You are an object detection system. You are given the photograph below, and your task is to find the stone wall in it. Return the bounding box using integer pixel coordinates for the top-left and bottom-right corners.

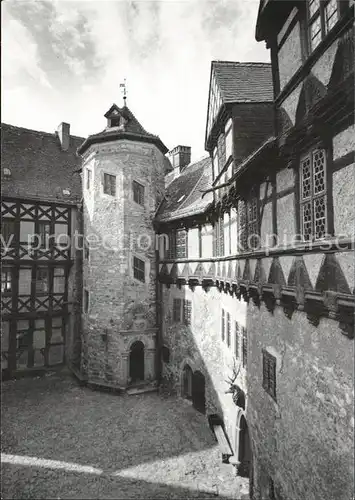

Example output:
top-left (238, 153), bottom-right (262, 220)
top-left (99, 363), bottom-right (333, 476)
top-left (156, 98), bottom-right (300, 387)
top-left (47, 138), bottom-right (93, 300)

top-left (81, 138), bottom-right (167, 386)
top-left (161, 283), bottom-right (248, 453)
top-left (247, 303), bottom-right (354, 500)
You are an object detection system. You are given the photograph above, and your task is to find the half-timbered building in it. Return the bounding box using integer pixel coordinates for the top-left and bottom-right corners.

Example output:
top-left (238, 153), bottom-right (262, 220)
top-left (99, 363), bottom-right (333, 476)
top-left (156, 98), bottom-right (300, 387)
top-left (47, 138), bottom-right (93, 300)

top-left (156, 2), bottom-right (354, 499)
top-left (1, 123), bottom-right (84, 379)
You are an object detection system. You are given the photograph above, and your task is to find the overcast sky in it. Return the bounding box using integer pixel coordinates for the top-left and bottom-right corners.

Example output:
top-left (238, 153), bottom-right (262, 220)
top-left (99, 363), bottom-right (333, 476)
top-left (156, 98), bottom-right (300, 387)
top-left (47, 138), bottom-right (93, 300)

top-left (2, 0), bottom-right (269, 160)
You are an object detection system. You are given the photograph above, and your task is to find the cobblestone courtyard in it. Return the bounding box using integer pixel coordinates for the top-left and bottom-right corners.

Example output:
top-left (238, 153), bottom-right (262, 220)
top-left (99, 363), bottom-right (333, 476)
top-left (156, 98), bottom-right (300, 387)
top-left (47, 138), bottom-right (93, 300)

top-left (1, 370), bottom-right (249, 499)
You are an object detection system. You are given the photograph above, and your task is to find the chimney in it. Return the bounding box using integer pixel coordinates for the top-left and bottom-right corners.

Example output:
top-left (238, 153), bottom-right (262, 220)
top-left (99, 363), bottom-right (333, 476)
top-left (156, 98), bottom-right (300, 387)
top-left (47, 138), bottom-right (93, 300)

top-left (168, 145), bottom-right (191, 176)
top-left (57, 122), bottom-right (70, 151)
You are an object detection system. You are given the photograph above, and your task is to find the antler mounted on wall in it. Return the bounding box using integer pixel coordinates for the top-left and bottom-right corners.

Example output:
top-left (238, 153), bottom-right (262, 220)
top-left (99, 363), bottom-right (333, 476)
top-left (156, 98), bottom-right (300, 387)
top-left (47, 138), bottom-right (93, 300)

top-left (225, 360), bottom-right (241, 394)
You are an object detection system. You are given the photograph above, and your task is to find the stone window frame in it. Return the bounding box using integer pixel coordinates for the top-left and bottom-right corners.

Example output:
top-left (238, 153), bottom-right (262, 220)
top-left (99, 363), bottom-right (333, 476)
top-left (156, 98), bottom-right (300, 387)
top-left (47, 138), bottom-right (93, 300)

top-left (234, 321), bottom-right (240, 359)
top-left (132, 179), bottom-right (145, 207)
top-left (183, 299), bottom-right (192, 326)
top-left (226, 312), bottom-right (231, 347)
top-left (131, 252), bottom-right (150, 284)
top-left (86, 168), bottom-right (92, 190)
top-left (83, 289), bottom-right (90, 314)
top-left (173, 298), bottom-right (182, 322)
top-left (221, 308), bottom-right (225, 342)
top-left (101, 171), bottom-right (117, 197)
top-left (133, 256), bottom-right (145, 283)
top-left (172, 298), bottom-right (192, 325)
top-left (262, 349), bottom-right (277, 401)
top-left (242, 327), bottom-right (248, 368)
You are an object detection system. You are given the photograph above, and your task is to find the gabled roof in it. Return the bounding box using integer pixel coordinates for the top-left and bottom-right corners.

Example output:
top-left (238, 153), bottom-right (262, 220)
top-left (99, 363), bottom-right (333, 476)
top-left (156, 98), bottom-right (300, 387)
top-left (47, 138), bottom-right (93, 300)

top-left (1, 123), bottom-right (83, 204)
top-left (78, 104), bottom-right (168, 155)
top-left (155, 156), bottom-right (213, 223)
top-left (212, 61), bottom-right (273, 104)
top-left (205, 61), bottom-right (274, 148)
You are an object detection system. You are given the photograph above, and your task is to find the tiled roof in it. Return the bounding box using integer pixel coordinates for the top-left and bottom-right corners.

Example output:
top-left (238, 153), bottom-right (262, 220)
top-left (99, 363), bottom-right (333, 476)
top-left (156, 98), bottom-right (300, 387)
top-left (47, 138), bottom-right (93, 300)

top-left (78, 105), bottom-right (168, 155)
top-left (1, 123), bottom-right (83, 204)
top-left (155, 156), bottom-right (213, 222)
top-left (212, 61), bottom-right (273, 103)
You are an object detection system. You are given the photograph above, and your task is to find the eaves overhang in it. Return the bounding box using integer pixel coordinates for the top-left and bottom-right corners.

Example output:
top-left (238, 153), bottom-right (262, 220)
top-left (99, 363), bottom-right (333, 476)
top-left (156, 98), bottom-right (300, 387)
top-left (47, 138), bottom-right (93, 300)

top-left (77, 130), bottom-right (168, 156)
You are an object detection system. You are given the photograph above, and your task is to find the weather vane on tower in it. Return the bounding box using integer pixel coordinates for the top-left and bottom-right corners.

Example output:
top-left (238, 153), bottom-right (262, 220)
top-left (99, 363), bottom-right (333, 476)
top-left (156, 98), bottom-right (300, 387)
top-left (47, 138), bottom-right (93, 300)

top-left (120, 78), bottom-right (127, 107)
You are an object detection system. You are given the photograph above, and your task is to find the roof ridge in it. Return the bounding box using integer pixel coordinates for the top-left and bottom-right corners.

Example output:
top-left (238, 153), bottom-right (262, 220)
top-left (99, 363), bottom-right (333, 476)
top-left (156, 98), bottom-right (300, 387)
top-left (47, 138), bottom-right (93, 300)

top-left (180, 155), bottom-right (210, 174)
top-left (1, 122), bottom-right (85, 141)
top-left (212, 60), bottom-right (271, 66)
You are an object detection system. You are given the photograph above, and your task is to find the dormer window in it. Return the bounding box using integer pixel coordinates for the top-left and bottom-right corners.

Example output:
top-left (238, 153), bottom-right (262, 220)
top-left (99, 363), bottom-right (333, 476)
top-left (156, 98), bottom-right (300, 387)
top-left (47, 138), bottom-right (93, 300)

top-left (110, 117), bottom-right (120, 127)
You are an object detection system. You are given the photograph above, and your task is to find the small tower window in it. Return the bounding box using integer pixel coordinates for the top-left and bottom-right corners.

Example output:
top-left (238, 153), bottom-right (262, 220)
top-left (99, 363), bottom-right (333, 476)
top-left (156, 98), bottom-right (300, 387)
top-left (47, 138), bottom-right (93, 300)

top-left (132, 180), bottom-right (145, 206)
top-left (262, 349), bottom-right (277, 400)
top-left (110, 117), bottom-right (120, 127)
top-left (133, 256), bottom-right (145, 282)
top-left (103, 173), bottom-right (116, 196)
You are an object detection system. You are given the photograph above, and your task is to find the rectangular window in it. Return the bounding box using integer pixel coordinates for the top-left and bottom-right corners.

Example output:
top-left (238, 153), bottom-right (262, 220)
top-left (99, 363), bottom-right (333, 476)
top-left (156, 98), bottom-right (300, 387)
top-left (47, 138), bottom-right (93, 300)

top-left (234, 321), bottom-right (239, 359)
top-left (53, 267), bottom-right (65, 294)
top-left (84, 289), bottom-right (89, 313)
top-left (226, 312), bottom-right (231, 347)
top-left (176, 229), bottom-right (188, 259)
top-left (262, 350), bottom-right (277, 400)
top-left (84, 244), bottom-right (89, 260)
top-left (238, 194), bottom-right (259, 252)
top-left (133, 256), bottom-right (145, 282)
top-left (173, 298), bottom-right (182, 322)
top-left (1, 269), bottom-right (12, 294)
top-left (86, 169), bottom-right (92, 190)
top-left (300, 149), bottom-right (327, 241)
top-left (1, 219), bottom-right (16, 246)
top-left (35, 268), bottom-right (49, 294)
top-left (225, 119), bottom-right (233, 160)
top-left (132, 180), bottom-right (145, 206)
top-left (166, 232), bottom-right (176, 259)
top-left (183, 300), bottom-right (192, 326)
top-left (103, 173), bottom-right (116, 196)
top-left (38, 221), bottom-right (51, 248)
top-left (242, 327), bottom-right (248, 368)
top-left (221, 309), bottom-right (225, 342)
top-left (307, 0), bottom-right (339, 53)
top-left (219, 216), bottom-right (225, 256)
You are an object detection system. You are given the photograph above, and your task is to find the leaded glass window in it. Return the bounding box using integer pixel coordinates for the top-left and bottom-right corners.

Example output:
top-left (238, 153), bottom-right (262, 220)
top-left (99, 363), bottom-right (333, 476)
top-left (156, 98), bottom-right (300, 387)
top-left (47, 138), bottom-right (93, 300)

top-left (308, 0), bottom-right (339, 53)
top-left (300, 149), bottom-right (327, 241)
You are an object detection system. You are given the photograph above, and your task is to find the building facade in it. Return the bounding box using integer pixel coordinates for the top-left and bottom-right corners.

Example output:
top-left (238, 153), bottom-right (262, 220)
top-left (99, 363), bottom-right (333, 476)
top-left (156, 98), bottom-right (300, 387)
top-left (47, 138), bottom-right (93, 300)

top-left (1, 1), bottom-right (354, 498)
top-left (1, 123), bottom-right (83, 379)
top-left (156, 2), bottom-right (354, 500)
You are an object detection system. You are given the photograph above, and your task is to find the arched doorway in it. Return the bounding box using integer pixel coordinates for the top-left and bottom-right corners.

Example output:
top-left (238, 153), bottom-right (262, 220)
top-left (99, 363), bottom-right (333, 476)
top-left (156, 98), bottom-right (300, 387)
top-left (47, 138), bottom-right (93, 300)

top-left (192, 370), bottom-right (205, 414)
top-left (129, 341), bottom-right (145, 383)
top-left (236, 414), bottom-right (252, 478)
top-left (182, 364), bottom-right (193, 399)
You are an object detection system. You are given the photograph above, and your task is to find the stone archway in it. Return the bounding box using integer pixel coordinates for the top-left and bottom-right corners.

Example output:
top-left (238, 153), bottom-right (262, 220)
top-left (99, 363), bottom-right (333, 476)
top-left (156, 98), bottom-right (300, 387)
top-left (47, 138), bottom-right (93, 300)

top-left (192, 370), bottom-right (206, 414)
top-left (129, 341), bottom-right (145, 383)
top-left (235, 412), bottom-right (252, 478)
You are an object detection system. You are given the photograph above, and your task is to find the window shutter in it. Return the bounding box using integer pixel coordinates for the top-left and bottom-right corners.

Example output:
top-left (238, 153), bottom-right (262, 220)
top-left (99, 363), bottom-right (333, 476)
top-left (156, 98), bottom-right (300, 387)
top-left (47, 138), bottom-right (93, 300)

top-left (183, 300), bottom-right (192, 325)
top-left (242, 327), bottom-right (247, 367)
top-left (173, 298), bottom-right (181, 322)
top-left (234, 321), bottom-right (239, 358)
top-left (221, 309), bottom-right (225, 341)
